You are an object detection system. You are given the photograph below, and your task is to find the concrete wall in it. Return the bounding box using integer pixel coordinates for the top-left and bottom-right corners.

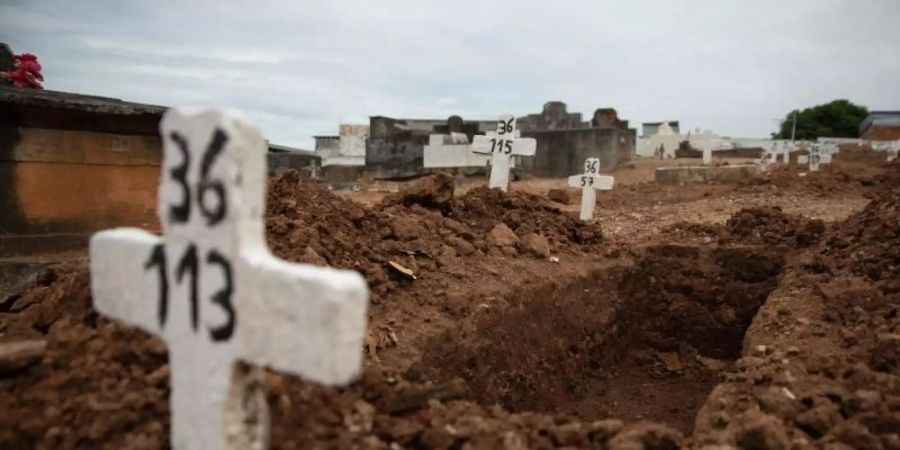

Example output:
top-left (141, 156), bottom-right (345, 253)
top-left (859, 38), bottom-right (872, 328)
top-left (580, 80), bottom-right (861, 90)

top-left (520, 127), bottom-right (632, 177)
top-left (365, 116), bottom-right (494, 179)
top-left (861, 126), bottom-right (900, 141)
top-left (0, 126), bottom-right (162, 255)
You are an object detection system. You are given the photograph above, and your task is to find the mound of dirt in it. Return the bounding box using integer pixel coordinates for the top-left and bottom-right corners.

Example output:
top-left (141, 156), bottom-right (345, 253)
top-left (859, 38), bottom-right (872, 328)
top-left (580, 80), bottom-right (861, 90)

top-left (725, 206), bottom-right (825, 248)
top-left (267, 171), bottom-right (606, 300)
top-left (382, 172), bottom-right (456, 211)
top-left (813, 163), bottom-right (900, 282)
top-left (690, 165), bottom-right (900, 448)
top-left (0, 267), bottom-right (171, 449)
top-left (663, 206), bottom-right (826, 249)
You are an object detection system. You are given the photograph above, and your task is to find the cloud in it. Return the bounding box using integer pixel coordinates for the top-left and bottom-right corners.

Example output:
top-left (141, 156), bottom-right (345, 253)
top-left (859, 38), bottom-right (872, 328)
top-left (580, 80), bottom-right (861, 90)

top-left (1, 0), bottom-right (899, 148)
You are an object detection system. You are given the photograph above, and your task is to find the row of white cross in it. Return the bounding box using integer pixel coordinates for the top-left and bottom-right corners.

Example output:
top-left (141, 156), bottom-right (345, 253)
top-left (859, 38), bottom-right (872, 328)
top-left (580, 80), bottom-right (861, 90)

top-left (757, 141), bottom-right (834, 173)
top-left (90, 109), bottom-right (611, 450)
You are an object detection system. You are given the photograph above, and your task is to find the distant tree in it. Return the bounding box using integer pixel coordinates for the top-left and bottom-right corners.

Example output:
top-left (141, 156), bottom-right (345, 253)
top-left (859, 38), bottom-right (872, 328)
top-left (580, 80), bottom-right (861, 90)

top-left (772, 99), bottom-right (868, 140)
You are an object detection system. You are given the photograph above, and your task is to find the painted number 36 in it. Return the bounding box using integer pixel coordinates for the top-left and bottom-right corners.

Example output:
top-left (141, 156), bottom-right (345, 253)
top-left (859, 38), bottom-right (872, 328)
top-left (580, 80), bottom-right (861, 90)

top-left (144, 128), bottom-right (236, 342)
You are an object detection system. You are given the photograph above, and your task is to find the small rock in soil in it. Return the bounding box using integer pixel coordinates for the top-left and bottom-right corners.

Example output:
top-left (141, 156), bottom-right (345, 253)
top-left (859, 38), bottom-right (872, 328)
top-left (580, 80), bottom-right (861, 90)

top-left (0, 339), bottom-right (46, 375)
top-left (547, 188), bottom-right (570, 204)
top-left (488, 223), bottom-right (519, 247)
top-left (520, 233), bottom-right (551, 258)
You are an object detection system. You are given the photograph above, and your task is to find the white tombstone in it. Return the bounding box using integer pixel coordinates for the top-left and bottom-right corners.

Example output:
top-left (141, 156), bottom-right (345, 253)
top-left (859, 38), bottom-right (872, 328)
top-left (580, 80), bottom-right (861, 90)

top-left (90, 109), bottom-right (369, 450)
top-left (567, 158), bottom-right (614, 222)
top-left (471, 114), bottom-right (536, 191)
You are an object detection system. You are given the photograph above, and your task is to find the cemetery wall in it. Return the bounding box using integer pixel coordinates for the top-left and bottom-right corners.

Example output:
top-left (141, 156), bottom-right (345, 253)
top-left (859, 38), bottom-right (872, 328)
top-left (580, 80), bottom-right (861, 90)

top-left (0, 88), bottom-right (166, 256)
top-left (0, 87), bottom-right (312, 256)
top-left (520, 127), bottom-right (634, 177)
top-left (860, 125), bottom-right (900, 141)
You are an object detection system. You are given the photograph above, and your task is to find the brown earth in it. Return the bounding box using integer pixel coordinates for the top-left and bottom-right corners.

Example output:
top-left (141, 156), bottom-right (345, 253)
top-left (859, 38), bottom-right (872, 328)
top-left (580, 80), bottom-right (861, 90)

top-left (1, 156), bottom-right (898, 449)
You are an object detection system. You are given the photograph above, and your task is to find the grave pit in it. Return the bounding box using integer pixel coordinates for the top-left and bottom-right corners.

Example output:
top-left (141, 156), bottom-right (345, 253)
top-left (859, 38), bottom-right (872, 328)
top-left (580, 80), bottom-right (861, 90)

top-left (412, 244), bottom-right (785, 433)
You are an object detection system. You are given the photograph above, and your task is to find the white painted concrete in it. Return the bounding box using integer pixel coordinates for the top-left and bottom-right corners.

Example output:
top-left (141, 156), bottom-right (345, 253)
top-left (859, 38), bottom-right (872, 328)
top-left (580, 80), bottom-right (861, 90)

top-left (566, 158), bottom-right (614, 222)
top-left (471, 114), bottom-right (536, 191)
top-left (90, 109), bottom-right (369, 450)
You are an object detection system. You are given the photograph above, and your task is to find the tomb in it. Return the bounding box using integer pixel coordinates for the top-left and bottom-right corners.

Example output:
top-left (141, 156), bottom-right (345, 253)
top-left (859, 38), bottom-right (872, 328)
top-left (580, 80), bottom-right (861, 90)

top-left (365, 102), bottom-right (636, 179)
top-left (517, 102), bottom-right (636, 177)
top-left (0, 87), bottom-right (318, 258)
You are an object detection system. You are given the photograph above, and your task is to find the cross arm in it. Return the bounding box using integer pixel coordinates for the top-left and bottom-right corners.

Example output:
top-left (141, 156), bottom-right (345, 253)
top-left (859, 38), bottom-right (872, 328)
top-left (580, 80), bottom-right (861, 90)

top-left (89, 228), bottom-right (165, 337)
top-left (239, 254), bottom-right (369, 386)
top-left (567, 174), bottom-right (614, 190)
top-left (471, 135), bottom-right (536, 157)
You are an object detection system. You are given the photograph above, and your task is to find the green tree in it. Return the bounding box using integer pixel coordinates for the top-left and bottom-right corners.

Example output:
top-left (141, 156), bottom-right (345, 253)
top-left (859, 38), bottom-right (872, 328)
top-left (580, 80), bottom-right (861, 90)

top-left (773, 99), bottom-right (868, 140)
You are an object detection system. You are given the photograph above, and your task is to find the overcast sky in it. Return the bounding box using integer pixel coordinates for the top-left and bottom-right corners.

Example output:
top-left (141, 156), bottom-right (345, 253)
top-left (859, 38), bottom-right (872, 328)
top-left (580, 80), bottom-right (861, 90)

top-left (2, 0), bottom-right (899, 148)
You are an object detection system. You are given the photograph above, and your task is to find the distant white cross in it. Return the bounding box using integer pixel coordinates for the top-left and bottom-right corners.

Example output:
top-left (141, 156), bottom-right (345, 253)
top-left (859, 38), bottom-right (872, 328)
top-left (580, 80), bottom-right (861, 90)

top-left (887, 140), bottom-right (899, 163)
top-left (781, 142), bottom-right (792, 164)
top-left (90, 109), bottom-right (369, 450)
top-left (757, 151), bottom-right (774, 173)
top-left (471, 114), bottom-right (536, 191)
top-left (567, 158), bottom-right (615, 222)
top-left (702, 147), bottom-right (712, 166)
top-left (809, 144), bottom-right (822, 172)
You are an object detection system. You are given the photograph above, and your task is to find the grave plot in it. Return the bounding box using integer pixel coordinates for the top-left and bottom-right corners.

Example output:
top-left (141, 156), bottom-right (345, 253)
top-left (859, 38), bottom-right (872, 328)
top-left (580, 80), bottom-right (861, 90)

top-left (1, 137), bottom-right (898, 449)
top-left (414, 244), bottom-right (786, 433)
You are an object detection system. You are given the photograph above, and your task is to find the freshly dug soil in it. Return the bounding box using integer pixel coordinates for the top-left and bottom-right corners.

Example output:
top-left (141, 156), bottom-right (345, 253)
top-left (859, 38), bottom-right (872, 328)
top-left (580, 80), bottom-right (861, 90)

top-left (266, 172), bottom-right (604, 301)
top-left (1, 162), bottom-right (898, 449)
top-left (415, 245), bottom-right (784, 433)
top-left (664, 205), bottom-right (826, 249)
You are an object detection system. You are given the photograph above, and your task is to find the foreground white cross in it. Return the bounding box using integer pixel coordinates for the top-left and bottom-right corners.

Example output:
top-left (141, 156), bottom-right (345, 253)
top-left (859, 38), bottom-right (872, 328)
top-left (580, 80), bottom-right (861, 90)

top-left (567, 158), bottom-right (615, 222)
top-left (90, 109), bottom-right (369, 450)
top-left (471, 114), bottom-right (536, 191)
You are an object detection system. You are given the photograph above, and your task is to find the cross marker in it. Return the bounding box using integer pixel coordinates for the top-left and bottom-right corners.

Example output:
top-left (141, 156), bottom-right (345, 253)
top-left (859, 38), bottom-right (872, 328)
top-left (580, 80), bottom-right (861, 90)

top-left (567, 158), bottom-right (614, 222)
top-left (90, 109), bottom-right (369, 450)
top-left (471, 114), bottom-right (536, 191)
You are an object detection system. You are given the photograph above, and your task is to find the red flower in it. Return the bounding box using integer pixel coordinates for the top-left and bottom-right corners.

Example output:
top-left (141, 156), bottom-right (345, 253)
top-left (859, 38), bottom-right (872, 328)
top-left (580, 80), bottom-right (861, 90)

top-left (15, 53), bottom-right (38, 62)
top-left (5, 52), bottom-right (44, 89)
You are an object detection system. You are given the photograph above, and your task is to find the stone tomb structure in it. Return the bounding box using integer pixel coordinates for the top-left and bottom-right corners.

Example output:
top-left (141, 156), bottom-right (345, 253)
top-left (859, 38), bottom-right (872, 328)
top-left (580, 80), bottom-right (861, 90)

top-left (0, 86), bottom-right (319, 257)
top-left (365, 115), bottom-right (495, 179)
top-left (366, 102), bottom-right (636, 179)
top-left (516, 102), bottom-right (636, 177)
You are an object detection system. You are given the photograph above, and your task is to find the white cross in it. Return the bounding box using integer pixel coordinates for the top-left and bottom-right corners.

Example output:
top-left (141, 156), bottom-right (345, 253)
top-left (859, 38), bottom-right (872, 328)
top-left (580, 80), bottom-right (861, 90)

top-left (781, 142), bottom-right (792, 164)
top-left (702, 147), bottom-right (713, 166)
top-left (567, 158), bottom-right (614, 222)
top-left (756, 150), bottom-right (774, 173)
top-left (887, 140), bottom-right (899, 162)
top-left (89, 109), bottom-right (369, 450)
top-left (471, 114), bottom-right (536, 191)
top-left (809, 144), bottom-right (822, 172)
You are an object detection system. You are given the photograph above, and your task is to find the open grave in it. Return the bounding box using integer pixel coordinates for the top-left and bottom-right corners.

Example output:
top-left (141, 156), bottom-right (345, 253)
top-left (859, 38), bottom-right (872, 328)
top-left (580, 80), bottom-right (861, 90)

top-left (413, 244), bottom-right (785, 433)
top-left (1, 112), bottom-right (899, 449)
